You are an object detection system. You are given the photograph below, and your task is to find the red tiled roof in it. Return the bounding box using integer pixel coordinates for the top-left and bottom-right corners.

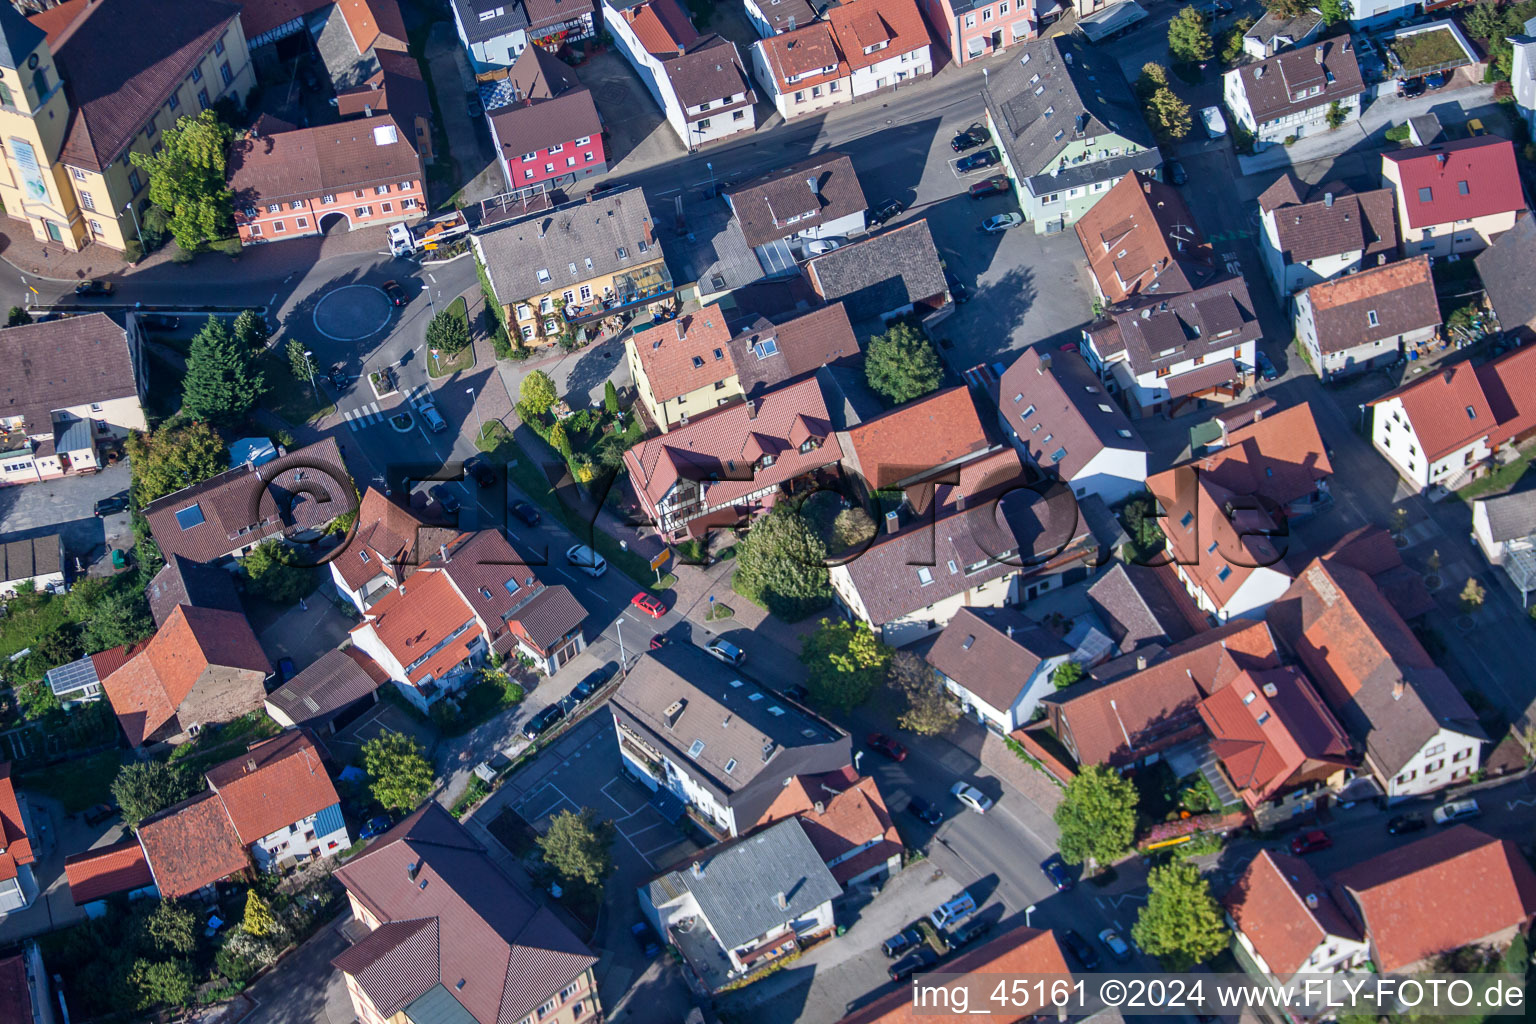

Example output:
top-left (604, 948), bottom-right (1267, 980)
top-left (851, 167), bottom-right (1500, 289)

top-left (205, 730), bottom-right (339, 844)
top-left (65, 836), bottom-right (155, 904)
top-left (826, 0), bottom-right (929, 73)
top-left (0, 954), bottom-right (29, 1024)
top-left (1368, 343), bottom-right (1536, 462)
top-left (0, 764), bottom-right (33, 884)
top-left (1074, 173), bottom-right (1215, 305)
top-left (624, 0), bottom-right (698, 56)
top-left (844, 386), bottom-right (990, 492)
top-left (1384, 137), bottom-right (1524, 230)
top-left (137, 792), bottom-right (249, 898)
top-left (757, 23), bottom-right (848, 89)
top-left (333, 488), bottom-right (442, 591)
top-left (754, 773), bottom-right (903, 886)
top-left (350, 569), bottom-right (481, 685)
top-left (629, 304), bottom-right (736, 405)
top-left (1303, 256), bottom-right (1440, 355)
top-left (1334, 826), bottom-right (1536, 972)
top-left (1225, 850), bottom-right (1361, 979)
top-left (337, 0), bottom-right (408, 54)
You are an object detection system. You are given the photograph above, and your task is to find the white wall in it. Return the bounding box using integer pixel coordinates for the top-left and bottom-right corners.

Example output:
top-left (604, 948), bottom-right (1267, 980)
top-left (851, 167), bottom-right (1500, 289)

top-left (602, 0), bottom-right (671, 112)
top-left (749, 43), bottom-right (851, 119)
top-left (1224, 68), bottom-right (1360, 144)
top-left (847, 44), bottom-right (930, 98)
top-left (0, 567), bottom-right (65, 598)
top-left (832, 565), bottom-right (1017, 647)
top-left (1260, 209), bottom-right (1370, 296)
top-left (1371, 396), bottom-right (1489, 492)
top-left (1071, 446), bottom-right (1148, 505)
top-left (250, 807), bottom-right (350, 869)
top-left (1383, 727), bottom-right (1481, 799)
top-left (676, 90), bottom-right (757, 147)
top-left (1109, 338), bottom-right (1255, 417)
top-left (1175, 559), bottom-right (1291, 622)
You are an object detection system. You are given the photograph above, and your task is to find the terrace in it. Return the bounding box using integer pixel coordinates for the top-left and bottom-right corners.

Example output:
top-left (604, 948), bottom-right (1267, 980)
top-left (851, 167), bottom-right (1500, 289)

top-left (1383, 21), bottom-right (1476, 79)
top-left (562, 263), bottom-right (675, 324)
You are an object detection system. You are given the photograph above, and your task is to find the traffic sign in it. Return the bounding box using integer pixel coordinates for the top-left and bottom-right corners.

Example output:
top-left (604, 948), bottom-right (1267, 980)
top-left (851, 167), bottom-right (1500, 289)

top-left (650, 548), bottom-right (671, 571)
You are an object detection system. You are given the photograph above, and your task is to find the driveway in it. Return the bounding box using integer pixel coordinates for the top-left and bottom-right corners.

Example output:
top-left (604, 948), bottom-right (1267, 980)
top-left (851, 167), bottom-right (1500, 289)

top-left (0, 461), bottom-right (133, 573)
top-left (239, 913), bottom-right (357, 1024)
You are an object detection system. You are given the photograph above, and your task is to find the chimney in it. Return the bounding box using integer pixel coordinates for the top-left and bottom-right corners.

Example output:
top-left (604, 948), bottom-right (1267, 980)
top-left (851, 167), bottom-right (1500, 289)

top-left (1136, 654), bottom-right (1148, 671)
top-left (675, 321), bottom-right (686, 341)
top-left (1392, 679), bottom-right (1405, 701)
top-left (1324, 192), bottom-right (1334, 207)
top-left (691, 860), bottom-right (705, 879)
top-left (643, 217), bottom-right (655, 246)
top-left (1437, 152), bottom-right (1447, 166)
top-left (1143, 179), bottom-right (1151, 193)
top-left (747, 399), bottom-right (758, 420)
top-left (1262, 682), bottom-right (1278, 698)
top-left (788, 13), bottom-right (796, 29)
top-left (408, 860), bottom-right (421, 881)
top-left (1314, 44), bottom-right (1324, 64)
top-left (807, 176), bottom-right (820, 196)
top-left (1006, 625), bottom-right (1014, 638)
top-left (440, 543), bottom-right (449, 563)
top-left (1305, 893), bottom-right (1319, 910)
top-left (1038, 352), bottom-right (1053, 373)
top-left (775, 891), bottom-right (788, 912)
top-left (245, 758), bottom-right (258, 773)
top-left (813, 800), bottom-right (824, 814)
top-left (884, 510), bottom-right (900, 534)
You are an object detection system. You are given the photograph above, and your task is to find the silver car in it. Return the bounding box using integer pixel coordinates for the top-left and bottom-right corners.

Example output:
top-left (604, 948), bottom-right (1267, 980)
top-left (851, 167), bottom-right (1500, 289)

top-left (565, 544), bottom-right (608, 577)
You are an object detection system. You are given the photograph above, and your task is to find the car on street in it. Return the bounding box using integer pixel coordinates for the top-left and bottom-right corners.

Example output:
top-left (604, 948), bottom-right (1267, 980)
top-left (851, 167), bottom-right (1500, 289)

top-left (906, 796), bottom-right (943, 826)
top-left (1165, 160), bottom-right (1188, 186)
top-left (420, 404), bottom-right (448, 432)
top-left (137, 313), bottom-right (180, 330)
top-left (1433, 798), bottom-right (1480, 825)
top-left (430, 483), bottom-right (462, 514)
top-left (1041, 854), bottom-right (1074, 891)
top-left (328, 364), bottom-right (349, 389)
top-left (75, 279), bottom-right (113, 296)
top-left (955, 148), bottom-right (1000, 173)
top-left (1061, 929), bottom-right (1099, 969)
top-left (359, 815), bottom-right (393, 840)
top-left (950, 781), bottom-right (994, 814)
top-left (888, 948), bottom-right (939, 981)
top-left (949, 915), bottom-right (994, 950)
top-left (631, 592), bottom-right (666, 618)
top-left (565, 544), bottom-right (607, 577)
top-left (929, 891), bottom-right (977, 929)
top-left (1289, 829), bottom-right (1333, 855)
top-left (464, 455), bottom-right (496, 488)
top-left (522, 703), bottom-right (566, 739)
top-left (982, 212), bottom-right (1024, 233)
top-left (94, 494), bottom-right (130, 517)
top-left (804, 237), bottom-right (847, 256)
top-left (1387, 813), bottom-right (1427, 836)
top-left (649, 634), bottom-right (668, 650)
top-left (631, 921), bottom-right (662, 958)
top-left (83, 803), bottom-right (119, 826)
top-left (557, 694), bottom-right (581, 716)
top-left (511, 500), bottom-right (541, 526)
top-left (1257, 350), bottom-right (1279, 381)
top-left (968, 175), bottom-right (1010, 198)
top-left (1099, 928), bottom-right (1134, 963)
top-left (950, 126), bottom-right (989, 152)
top-left (944, 270), bottom-right (969, 303)
top-left (870, 198), bottom-right (905, 226)
top-left (1467, 118), bottom-right (1487, 136)
top-left (867, 732), bottom-right (907, 762)
top-left (1201, 105), bottom-right (1228, 138)
top-left (705, 638), bottom-right (745, 666)
top-left (882, 928), bottom-right (923, 958)
top-left (382, 280), bottom-right (408, 306)
top-left (571, 663), bottom-right (616, 703)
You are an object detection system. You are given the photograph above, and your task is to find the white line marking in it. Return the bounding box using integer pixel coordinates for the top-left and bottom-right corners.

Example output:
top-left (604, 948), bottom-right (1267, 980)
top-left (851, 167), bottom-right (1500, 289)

top-left (428, 273), bottom-right (437, 283)
top-left (1507, 798), bottom-right (1536, 810)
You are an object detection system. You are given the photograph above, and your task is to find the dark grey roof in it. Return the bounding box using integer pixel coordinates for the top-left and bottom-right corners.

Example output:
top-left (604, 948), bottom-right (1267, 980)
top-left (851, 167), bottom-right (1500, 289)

top-left (511, 585), bottom-right (587, 649)
top-left (1476, 214), bottom-right (1536, 332)
top-left (646, 818), bottom-right (842, 948)
top-left (805, 221), bottom-right (947, 322)
top-left (1477, 487), bottom-right (1536, 543)
top-left (146, 553), bottom-right (243, 627)
top-left (752, 0), bottom-right (819, 33)
top-left (1087, 563), bottom-right (1205, 650)
top-left (452, 0), bottom-right (530, 44)
top-left (984, 34), bottom-right (1156, 183)
top-left (1105, 277), bottom-right (1262, 374)
top-left (0, 4), bottom-right (42, 71)
top-left (1230, 36), bottom-right (1364, 123)
top-left (926, 606), bottom-right (1068, 712)
top-left (0, 534), bottom-right (61, 584)
top-left (0, 314), bottom-right (139, 436)
top-left (729, 304), bottom-right (859, 397)
top-left (266, 648), bottom-right (387, 728)
top-left (1024, 147), bottom-right (1162, 198)
top-left (998, 347), bottom-right (1146, 482)
top-left (475, 185), bottom-right (660, 302)
top-left (725, 152), bottom-right (867, 249)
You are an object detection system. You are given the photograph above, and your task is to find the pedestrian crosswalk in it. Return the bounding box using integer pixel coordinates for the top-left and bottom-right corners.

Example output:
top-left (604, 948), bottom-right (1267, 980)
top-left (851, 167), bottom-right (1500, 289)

top-left (340, 386), bottom-right (435, 432)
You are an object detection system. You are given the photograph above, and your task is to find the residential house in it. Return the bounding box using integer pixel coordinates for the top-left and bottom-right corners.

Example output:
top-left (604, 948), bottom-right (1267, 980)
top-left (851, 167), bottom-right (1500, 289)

top-left (1197, 665), bottom-right (1356, 825)
top-left (348, 568), bottom-right (486, 711)
top-left (0, 0), bottom-right (254, 253)
top-left (1347, 0), bottom-right (1419, 26)
top-left (487, 45), bottom-right (605, 195)
top-left (99, 604), bottom-right (271, 747)
top-left (745, 0), bottom-right (821, 36)
top-left (0, 314), bottom-right (147, 485)
top-left (266, 647), bottom-right (388, 732)
top-left (335, 50), bottom-right (433, 161)
top-left (145, 554), bottom-right (242, 626)
top-left (0, 535), bottom-right (64, 597)
top-left (1074, 173), bottom-right (1216, 307)
top-left (333, 803), bottom-right (600, 1024)
top-left (804, 220), bottom-right (950, 326)
top-left (310, 0), bottom-right (411, 91)
top-left (1256, 174), bottom-right (1399, 297)
top-left (983, 35), bottom-right (1161, 233)
top-left (1241, 8), bottom-right (1322, 59)
top-left (1042, 617), bottom-right (1281, 769)
top-left (0, 945), bottom-right (54, 1024)
top-left (1086, 562), bottom-right (1210, 653)
top-left (1295, 256), bottom-right (1439, 381)
top-left (1510, 17), bottom-right (1536, 135)
top-left (610, 643), bottom-right (853, 837)
top-left (830, 449), bottom-right (1098, 646)
top-left (329, 487), bottom-right (454, 612)
top-left (204, 730), bottom-right (349, 869)
top-left (926, 606), bottom-right (1071, 733)
top-left (1222, 39), bottom-right (1364, 146)
top-left (1267, 550), bottom-right (1485, 800)
top-left (64, 836), bottom-right (157, 912)
top-left (449, 0), bottom-right (597, 74)
top-left (751, 23), bottom-right (851, 120)
top-left (723, 153), bottom-right (868, 269)
top-left (753, 769), bottom-right (904, 889)
top-left (639, 817), bottom-right (842, 991)
top-left (624, 377), bottom-right (843, 539)
top-left (1333, 826), bottom-right (1536, 972)
top-left (1382, 137), bottom-right (1525, 258)
top-left (1471, 487), bottom-right (1536, 567)
top-left (626, 304), bottom-right (742, 431)
top-left (1475, 212), bottom-right (1536, 344)
top-left (142, 438), bottom-right (354, 566)
top-left (727, 304), bottom-right (860, 398)
top-left (0, 765), bottom-right (36, 915)
top-left (824, 0), bottom-right (932, 98)
top-left (135, 791), bottom-right (251, 899)
top-left (919, 0), bottom-right (1043, 67)
top-left (997, 347), bottom-right (1148, 504)
top-left (1224, 850), bottom-right (1369, 985)
top-left (841, 385), bottom-right (994, 496)
top-left (43, 648), bottom-right (123, 708)
top-left (473, 185), bottom-right (674, 349)
top-left (1148, 402), bottom-right (1333, 621)
top-left (1367, 343), bottom-right (1536, 493)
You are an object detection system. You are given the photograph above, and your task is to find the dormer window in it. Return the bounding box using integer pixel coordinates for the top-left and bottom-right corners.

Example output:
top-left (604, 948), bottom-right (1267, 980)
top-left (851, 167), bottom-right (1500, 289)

top-left (1367, 310), bottom-right (1379, 327)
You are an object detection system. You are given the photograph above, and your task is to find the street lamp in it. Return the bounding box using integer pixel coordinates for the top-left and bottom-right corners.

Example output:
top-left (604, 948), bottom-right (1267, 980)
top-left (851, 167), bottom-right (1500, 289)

top-left (1024, 904), bottom-right (1037, 928)
top-left (123, 201), bottom-right (145, 258)
top-left (465, 385), bottom-right (483, 441)
top-left (615, 615), bottom-right (627, 674)
top-left (302, 349), bottom-right (319, 401)
top-left (706, 161), bottom-right (716, 198)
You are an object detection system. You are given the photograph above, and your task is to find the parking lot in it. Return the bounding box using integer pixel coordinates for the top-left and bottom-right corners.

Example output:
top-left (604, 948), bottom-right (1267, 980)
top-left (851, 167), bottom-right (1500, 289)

top-left (0, 461), bottom-right (133, 573)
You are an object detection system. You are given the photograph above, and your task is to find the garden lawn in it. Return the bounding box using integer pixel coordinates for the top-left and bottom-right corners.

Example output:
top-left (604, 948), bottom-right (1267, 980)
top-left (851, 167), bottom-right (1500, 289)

top-left (1389, 28), bottom-right (1468, 74)
top-left (255, 350), bottom-right (336, 426)
top-left (17, 749), bottom-right (124, 812)
top-left (428, 296), bottom-right (475, 379)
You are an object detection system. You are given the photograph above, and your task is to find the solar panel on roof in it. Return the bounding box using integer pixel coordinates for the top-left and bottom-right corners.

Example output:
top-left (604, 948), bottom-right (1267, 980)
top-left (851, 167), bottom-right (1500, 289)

top-left (174, 504), bottom-right (206, 530)
top-left (46, 655), bottom-right (100, 697)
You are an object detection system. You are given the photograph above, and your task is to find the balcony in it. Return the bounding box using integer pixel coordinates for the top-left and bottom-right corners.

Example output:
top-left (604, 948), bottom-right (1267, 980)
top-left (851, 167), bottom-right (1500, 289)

top-left (563, 262), bottom-right (674, 324)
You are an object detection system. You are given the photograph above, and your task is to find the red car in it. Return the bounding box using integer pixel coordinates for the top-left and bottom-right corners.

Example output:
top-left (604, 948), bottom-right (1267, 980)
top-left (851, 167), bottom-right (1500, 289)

top-left (631, 592), bottom-right (666, 618)
top-left (867, 732), bottom-right (907, 762)
top-left (1289, 830), bottom-right (1332, 855)
top-left (649, 634), bottom-right (668, 650)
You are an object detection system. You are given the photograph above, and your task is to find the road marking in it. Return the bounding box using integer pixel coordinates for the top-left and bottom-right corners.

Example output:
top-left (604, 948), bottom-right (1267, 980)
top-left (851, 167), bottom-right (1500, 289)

top-left (428, 273), bottom-right (437, 284)
top-left (1507, 798), bottom-right (1536, 810)
top-left (268, 292), bottom-right (278, 305)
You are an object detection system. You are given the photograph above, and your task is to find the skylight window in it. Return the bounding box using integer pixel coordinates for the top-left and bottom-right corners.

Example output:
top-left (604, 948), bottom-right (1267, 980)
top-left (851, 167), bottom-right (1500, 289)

top-left (1180, 511), bottom-right (1194, 529)
top-left (691, 356), bottom-right (704, 368)
top-left (1466, 405), bottom-right (1477, 419)
top-left (724, 759), bottom-right (737, 774)
top-left (1458, 181), bottom-right (1469, 195)
top-left (1418, 187), bottom-right (1433, 203)
top-left (1217, 566), bottom-right (1232, 582)
top-left (917, 567), bottom-right (934, 585)
top-left (1367, 310), bottom-right (1379, 327)
top-left (962, 635), bottom-right (975, 650)
top-left (1243, 691), bottom-right (1257, 705)
top-left (687, 739), bottom-right (705, 758)
top-left (174, 505), bottom-right (206, 530)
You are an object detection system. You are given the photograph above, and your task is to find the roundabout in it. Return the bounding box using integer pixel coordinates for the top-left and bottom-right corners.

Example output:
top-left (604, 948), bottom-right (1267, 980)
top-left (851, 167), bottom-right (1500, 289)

top-left (312, 284), bottom-right (393, 342)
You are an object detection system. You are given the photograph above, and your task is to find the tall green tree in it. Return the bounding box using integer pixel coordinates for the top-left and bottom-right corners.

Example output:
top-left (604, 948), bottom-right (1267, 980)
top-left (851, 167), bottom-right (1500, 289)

top-left (128, 958), bottom-right (193, 1009)
top-left (232, 309), bottom-right (270, 351)
top-left (130, 109), bottom-right (234, 250)
top-left (242, 891), bottom-right (278, 938)
top-left (1168, 7), bottom-right (1213, 64)
top-left (520, 370), bottom-right (558, 416)
top-left (426, 307), bottom-right (470, 355)
top-left (286, 338), bottom-right (314, 381)
top-left (362, 732), bottom-right (434, 812)
top-left (537, 808), bottom-right (617, 886)
top-left (1051, 661), bottom-right (1085, 690)
top-left (182, 316), bottom-right (264, 426)
top-left (141, 899), bottom-right (198, 955)
top-left (865, 321), bottom-right (943, 405)
top-left (241, 541), bottom-right (313, 604)
top-left (1053, 764), bottom-right (1138, 868)
top-left (604, 380), bottom-right (620, 415)
top-left (1132, 862), bottom-right (1230, 968)
top-left (733, 503), bottom-right (830, 621)
top-left (800, 618), bottom-right (891, 712)
top-left (1317, 0), bottom-right (1346, 25)
top-left (112, 761), bottom-right (197, 829)
top-left (126, 421), bottom-right (229, 505)
top-left (889, 650), bottom-right (959, 735)
top-left (1146, 87), bottom-right (1193, 140)
top-left (78, 586), bottom-right (154, 653)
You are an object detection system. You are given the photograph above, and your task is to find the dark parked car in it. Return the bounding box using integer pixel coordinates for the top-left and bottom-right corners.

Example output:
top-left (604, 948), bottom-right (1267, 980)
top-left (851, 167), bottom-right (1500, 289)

top-left (430, 483), bottom-right (462, 514)
top-left (137, 313), bottom-right (180, 330)
top-left (382, 280), bottom-right (408, 306)
top-left (870, 198), bottom-right (905, 226)
top-left (948, 915), bottom-right (994, 950)
top-left (906, 796), bottom-right (943, 826)
top-left (967, 175), bottom-right (1010, 199)
top-left (632, 921), bottom-right (662, 958)
top-left (1387, 813), bottom-right (1426, 836)
top-left (571, 663), bottom-right (617, 703)
top-left (1060, 929), bottom-right (1099, 969)
top-left (1400, 77), bottom-right (1426, 97)
top-left (867, 732), bottom-right (907, 762)
top-left (1425, 71), bottom-right (1447, 90)
top-left (83, 803), bottom-right (119, 826)
top-left (464, 455), bottom-right (496, 488)
top-left (277, 657), bottom-right (296, 684)
top-left (94, 494), bottom-right (130, 517)
top-left (955, 148), bottom-right (1000, 173)
top-left (511, 500), bottom-right (541, 527)
top-left (881, 928), bottom-right (922, 958)
top-left (1099, 928), bottom-right (1134, 963)
top-left (1257, 350), bottom-right (1279, 381)
top-left (945, 270), bottom-right (969, 304)
top-left (1041, 854), bottom-right (1074, 891)
top-left (1289, 829), bottom-right (1333, 855)
top-left (1166, 160), bottom-right (1188, 186)
top-left (328, 364), bottom-right (349, 389)
top-left (75, 279), bottom-right (113, 297)
top-left (888, 948), bottom-right (939, 981)
top-left (359, 815), bottom-right (393, 840)
top-left (950, 126), bottom-right (989, 152)
top-left (522, 703), bottom-right (566, 739)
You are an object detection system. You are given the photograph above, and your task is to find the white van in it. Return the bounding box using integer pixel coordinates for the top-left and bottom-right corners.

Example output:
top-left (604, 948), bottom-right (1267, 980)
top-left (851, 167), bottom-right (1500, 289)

top-left (929, 892), bottom-right (977, 930)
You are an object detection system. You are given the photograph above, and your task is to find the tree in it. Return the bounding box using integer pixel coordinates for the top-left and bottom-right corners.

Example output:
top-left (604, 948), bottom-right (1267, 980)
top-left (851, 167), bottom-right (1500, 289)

top-left (1120, 494), bottom-right (1167, 558)
top-left (1325, 100), bottom-right (1351, 130)
top-left (1466, 0), bottom-right (1516, 41)
top-left (129, 958), bottom-right (193, 1009)
top-left (242, 890), bottom-right (278, 938)
top-left (1220, 17), bottom-right (1255, 62)
top-left (232, 309), bottom-right (269, 351)
top-left (1145, 86), bottom-right (1193, 141)
top-left (1138, 62), bottom-right (1169, 93)
top-left (520, 370), bottom-right (558, 416)
top-left (241, 541), bottom-right (313, 605)
top-left (865, 321), bottom-right (943, 405)
top-left (800, 618), bottom-right (891, 712)
top-left (1168, 7), bottom-right (1212, 65)
top-left (604, 380), bottom-right (620, 415)
top-left (362, 732), bottom-right (434, 812)
top-left (1390, 507), bottom-right (1409, 536)
top-left (1052, 661), bottom-right (1086, 690)
top-left (286, 338), bottom-right (315, 381)
top-left (889, 650), bottom-right (959, 735)
top-left (1317, 0), bottom-right (1346, 24)
top-left (126, 421), bottom-right (229, 505)
top-left (426, 307), bottom-right (470, 355)
top-left (182, 316), bottom-right (264, 427)
top-left (832, 507), bottom-right (876, 550)
top-left (733, 503), bottom-right (830, 620)
top-left (1261, 0), bottom-right (1312, 17)
top-left (537, 808), bottom-right (617, 887)
top-left (130, 109), bottom-right (234, 250)
top-left (1461, 576), bottom-right (1487, 612)
top-left (112, 761), bottom-right (196, 828)
top-left (78, 586), bottom-right (154, 653)
top-left (1054, 764), bottom-right (1138, 868)
top-left (143, 899), bottom-right (198, 955)
top-left (7, 306), bottom-right (31, 326)
top-left (1132, 862), bottom-right (1230, 968)
top-left (548, 421), bottom-right (573, 459)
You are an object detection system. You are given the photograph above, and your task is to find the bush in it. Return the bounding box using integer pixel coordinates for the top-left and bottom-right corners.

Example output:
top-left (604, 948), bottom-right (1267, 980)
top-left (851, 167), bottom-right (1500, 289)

top-left (215, 931), bottom-right (279, 986)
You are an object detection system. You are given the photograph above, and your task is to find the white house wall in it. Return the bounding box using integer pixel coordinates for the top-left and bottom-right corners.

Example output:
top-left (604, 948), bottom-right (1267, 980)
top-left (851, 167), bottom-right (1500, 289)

top-left (1382, 726), bottom-right (1481, 799)
top-left (1071, 446), bottom-right (1149, 505)
top-left (847, 45), bottom-right (930, 97)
